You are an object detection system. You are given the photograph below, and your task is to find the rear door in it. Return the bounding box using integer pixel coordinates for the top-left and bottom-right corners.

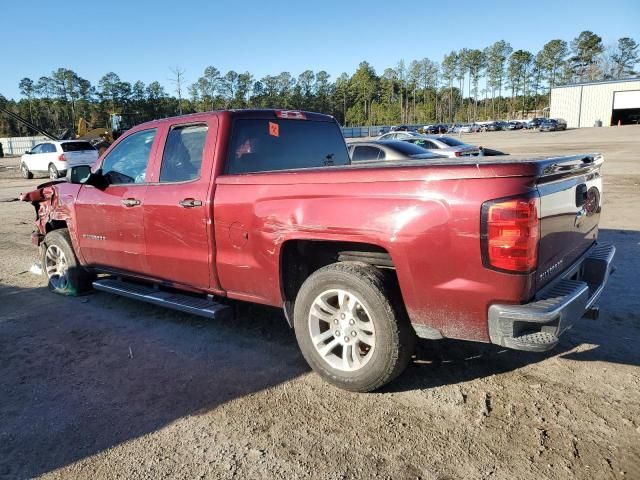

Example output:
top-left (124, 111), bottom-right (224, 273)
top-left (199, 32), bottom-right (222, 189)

top-left (31, 143), bottom-right (55, 172)
top-left (141, 118), bottom-right (217, 289)
top-left (536, 156), bottom-right (603, 289)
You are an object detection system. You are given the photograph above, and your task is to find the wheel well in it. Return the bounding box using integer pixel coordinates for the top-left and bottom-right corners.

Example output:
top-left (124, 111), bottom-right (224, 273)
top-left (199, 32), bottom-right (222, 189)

top-left (45, 220), bottom-right (67, 233)
top-left (280, 240), bottom-right (395, 324)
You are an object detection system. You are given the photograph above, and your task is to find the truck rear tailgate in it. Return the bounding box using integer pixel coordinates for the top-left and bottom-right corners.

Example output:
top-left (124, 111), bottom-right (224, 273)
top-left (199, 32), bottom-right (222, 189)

top-left (535, 154), bottom-right (603, 289)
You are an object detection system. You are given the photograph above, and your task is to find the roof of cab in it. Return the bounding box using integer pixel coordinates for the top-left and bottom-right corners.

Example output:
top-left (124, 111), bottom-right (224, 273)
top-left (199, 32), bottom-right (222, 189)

top-left (131, 109), bottom-right (336, 130)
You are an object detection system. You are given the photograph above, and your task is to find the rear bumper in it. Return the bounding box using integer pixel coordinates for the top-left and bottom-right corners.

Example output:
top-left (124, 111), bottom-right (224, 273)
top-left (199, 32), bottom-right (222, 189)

top-left (488, 242), bottom-right (615, 352)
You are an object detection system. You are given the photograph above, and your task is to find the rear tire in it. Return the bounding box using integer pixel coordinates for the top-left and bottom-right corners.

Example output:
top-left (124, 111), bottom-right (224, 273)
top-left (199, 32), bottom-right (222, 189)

top-left (42, 229), bottom-right (94, 296)
top-left (293, 262), bottom-right (415, 392)
top-left (21, 163), bottom-right (33, 179)
top-left (48, 163), bottom-right (59, 179)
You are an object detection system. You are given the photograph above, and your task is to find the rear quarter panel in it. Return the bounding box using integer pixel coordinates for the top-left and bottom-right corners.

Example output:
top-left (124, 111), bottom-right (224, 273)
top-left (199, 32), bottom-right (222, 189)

top-left (214, 164), bottom-right (538, 342)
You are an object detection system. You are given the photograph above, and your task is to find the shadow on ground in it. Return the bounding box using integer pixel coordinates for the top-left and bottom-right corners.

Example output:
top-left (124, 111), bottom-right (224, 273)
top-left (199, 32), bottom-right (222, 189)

top-left (0, 229), bottom-right (637, 478)
top-left (0, 284), bottom-right (307, 479)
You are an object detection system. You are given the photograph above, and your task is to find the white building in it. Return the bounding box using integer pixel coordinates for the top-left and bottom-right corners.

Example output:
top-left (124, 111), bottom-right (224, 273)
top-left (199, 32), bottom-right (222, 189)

top-left (550, 78), bottom-right (640, 128)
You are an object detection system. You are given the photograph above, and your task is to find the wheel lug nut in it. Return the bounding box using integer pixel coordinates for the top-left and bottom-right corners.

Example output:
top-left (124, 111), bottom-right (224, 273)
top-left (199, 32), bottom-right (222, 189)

top-left (344, 337), bottom-right (349, 342)
top-left (335, 330), bottom-right (340, 336)
top-left (334, 319), bottom-right (338, 324)
top-left (351, 331), bottom-right (357, 337)
top-left (349, 319), bottom-right (355, 325)
top-left (341, 314), bottom-right (345, 319)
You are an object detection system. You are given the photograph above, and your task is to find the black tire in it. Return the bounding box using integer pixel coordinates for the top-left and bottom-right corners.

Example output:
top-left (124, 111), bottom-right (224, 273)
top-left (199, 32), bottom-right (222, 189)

top-left (41, 229), bottom-right (94, 296)
top-left (293, 262), bottom-right (416, 392)
top-left (21, 162), bottom-right (33, 179)
top-left (48, 163), bottom-right (59, 179)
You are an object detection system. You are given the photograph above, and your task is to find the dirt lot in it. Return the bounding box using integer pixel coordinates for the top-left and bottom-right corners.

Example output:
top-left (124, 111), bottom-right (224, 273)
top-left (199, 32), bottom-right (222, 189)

top-left (1, 126), bottom-right (639, 480)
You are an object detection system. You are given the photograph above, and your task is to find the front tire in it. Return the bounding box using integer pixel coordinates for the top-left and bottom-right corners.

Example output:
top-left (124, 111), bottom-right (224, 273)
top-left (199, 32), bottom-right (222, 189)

top-left (21, 162), bottom-right (33, 179)
top-left (48, 163), bottom-right (60, 179)
top-left (42, 229), bottom-right (94, 295)
top-left (293, 262), bottom-right (415, 392)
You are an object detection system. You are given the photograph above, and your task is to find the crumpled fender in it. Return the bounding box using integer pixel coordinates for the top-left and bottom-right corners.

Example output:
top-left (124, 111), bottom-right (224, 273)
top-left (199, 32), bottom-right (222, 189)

top-left (20, 180), bottom-right (81, 241)
top-left (19, 180), bottom-right (65, 203)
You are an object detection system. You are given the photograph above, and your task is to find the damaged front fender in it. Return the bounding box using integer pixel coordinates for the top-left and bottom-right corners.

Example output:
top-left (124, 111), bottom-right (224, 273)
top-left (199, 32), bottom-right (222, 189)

top-left (20, 180), bottom-right (80, 246)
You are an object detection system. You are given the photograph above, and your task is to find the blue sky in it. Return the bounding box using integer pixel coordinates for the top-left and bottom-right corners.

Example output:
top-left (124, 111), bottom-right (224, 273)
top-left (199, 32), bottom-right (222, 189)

top-left (2, 0), bottom-right (639, 100)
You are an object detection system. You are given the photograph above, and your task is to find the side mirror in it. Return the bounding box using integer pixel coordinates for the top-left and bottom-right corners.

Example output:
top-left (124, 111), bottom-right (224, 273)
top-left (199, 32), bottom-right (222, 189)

top-left (68, 165), bottom-right (92, 184)
top-left (24, 150), bottom-right (31, 155)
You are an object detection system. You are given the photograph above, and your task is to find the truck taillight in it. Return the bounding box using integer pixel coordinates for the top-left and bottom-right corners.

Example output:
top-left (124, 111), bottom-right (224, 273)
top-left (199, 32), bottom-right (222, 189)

top-left (481, 196), bottom-right (539, 273)
top-left (454, 151), bottom-right (461, 157)
top-left (58, 154), bottom-right (66, 161)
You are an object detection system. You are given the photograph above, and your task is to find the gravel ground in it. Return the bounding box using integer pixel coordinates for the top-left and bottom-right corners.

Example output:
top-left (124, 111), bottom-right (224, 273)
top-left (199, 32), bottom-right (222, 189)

top-left (1, 126), bottom-right (639, 480)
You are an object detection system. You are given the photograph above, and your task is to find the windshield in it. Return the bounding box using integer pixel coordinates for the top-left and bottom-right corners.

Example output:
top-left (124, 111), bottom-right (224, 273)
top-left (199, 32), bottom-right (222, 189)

top-left (226, 119), bottom-right (349, 174)
top-left (437, 137), bottom-right (465, 147)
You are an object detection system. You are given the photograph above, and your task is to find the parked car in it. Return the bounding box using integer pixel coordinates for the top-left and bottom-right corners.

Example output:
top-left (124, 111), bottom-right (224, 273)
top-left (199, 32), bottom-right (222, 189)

top-left (20, 140), bottom-right (99, 180)
top-left (422, 124), bottom-right (449, 134)
top-left (539, 118), bottom-right (568, 132)
top-left (506, 121), bottom-right (524, 130)
top-left (377, 131), bottom-right (424, 141)
top-left (349, 141), bottom-right (442, 162)
top-left (21, 109), bottom-right (614, 392)
top-left (459, 123), bottom-right (482, 133)
top-left (483, 122), bottom-right (502, 131)
top-left (525, 118), bottom-right (546, 129)
top-left (403, 136), bottom-right (479, 158)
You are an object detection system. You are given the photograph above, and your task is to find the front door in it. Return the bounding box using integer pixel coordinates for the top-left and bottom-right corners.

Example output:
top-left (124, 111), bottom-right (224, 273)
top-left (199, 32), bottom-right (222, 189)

top-left (142, 120), bottom-right (216, 289)
top-left (75, 128), bottom-right (158, 274)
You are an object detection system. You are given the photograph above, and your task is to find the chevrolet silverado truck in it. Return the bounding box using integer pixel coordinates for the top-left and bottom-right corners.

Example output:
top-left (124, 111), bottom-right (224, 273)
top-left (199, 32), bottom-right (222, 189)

top-left (21, 109), bottom-right (615, 392)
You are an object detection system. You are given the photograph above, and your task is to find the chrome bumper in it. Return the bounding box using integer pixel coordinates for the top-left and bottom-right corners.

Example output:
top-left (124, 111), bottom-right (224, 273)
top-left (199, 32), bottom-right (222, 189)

top-left (488, 243), bottom-right (616, 352)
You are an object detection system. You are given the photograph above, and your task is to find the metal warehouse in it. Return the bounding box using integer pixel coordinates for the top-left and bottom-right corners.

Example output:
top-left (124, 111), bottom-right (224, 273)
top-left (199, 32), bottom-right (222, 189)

top-left (550, 78), bottom-right (640, 128)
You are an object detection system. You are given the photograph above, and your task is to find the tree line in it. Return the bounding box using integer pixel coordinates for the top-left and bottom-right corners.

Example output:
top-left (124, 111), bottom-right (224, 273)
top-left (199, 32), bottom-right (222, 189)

top-left (0, 31), bottom-right (637, 137)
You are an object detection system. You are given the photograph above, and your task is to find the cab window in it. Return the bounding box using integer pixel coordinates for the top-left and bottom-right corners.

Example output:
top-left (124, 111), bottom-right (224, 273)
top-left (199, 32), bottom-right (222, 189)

top-left (226, 119), bottom-right (349, 174)
top-left (101, 129), bottom-right (156, 185)
top-left (159, 124), bottom-right (207, 182)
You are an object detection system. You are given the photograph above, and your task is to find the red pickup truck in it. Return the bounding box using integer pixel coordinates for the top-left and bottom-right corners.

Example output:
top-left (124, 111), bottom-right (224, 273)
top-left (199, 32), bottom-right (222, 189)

top-left (21, 109), bottom-right (615, 392)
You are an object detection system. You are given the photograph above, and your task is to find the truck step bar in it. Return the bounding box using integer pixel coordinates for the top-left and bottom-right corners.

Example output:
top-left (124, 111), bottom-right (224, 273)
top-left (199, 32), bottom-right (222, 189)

top-left (93, 278), bottom-right (232, 320)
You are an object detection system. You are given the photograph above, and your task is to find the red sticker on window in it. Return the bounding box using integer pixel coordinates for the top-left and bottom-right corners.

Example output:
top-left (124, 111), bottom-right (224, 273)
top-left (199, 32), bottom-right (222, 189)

top-left (269, 121), bottom-right (279, 137)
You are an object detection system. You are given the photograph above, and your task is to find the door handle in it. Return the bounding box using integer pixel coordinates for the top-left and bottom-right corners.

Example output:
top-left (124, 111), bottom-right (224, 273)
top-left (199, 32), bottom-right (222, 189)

top-left (179, 198), bottom-right (203, 208)
top-left (121, 198), bottom-right (141, 207)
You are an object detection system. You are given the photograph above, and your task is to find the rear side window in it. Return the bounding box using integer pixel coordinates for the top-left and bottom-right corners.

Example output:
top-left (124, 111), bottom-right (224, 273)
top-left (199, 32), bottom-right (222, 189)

top-left (160, 124), bottom-right (208, 182)
top-left (61, 142), bottom-right (96, 152)
top-left (390, 142), bottom-right (430, 155)
top-left (226, 119), bottom-right (349, 174)
top-left (437, 137), bottom-right (465, 147)
top-left (413, 139), bottom-right (438, 149)
top-left (43, 143), bottom-right (57, 153)
top-left (352, 145), bottom-right (384, 161)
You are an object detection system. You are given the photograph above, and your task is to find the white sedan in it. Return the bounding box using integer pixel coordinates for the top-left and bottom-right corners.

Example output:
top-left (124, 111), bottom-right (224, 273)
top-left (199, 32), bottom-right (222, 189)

top-left (21, 140), bottom-right (99, 180)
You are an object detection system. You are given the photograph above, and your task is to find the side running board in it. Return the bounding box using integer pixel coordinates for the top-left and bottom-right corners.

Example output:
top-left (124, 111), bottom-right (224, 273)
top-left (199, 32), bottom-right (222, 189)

top-left (93, 278), bottom-right (232, 320)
